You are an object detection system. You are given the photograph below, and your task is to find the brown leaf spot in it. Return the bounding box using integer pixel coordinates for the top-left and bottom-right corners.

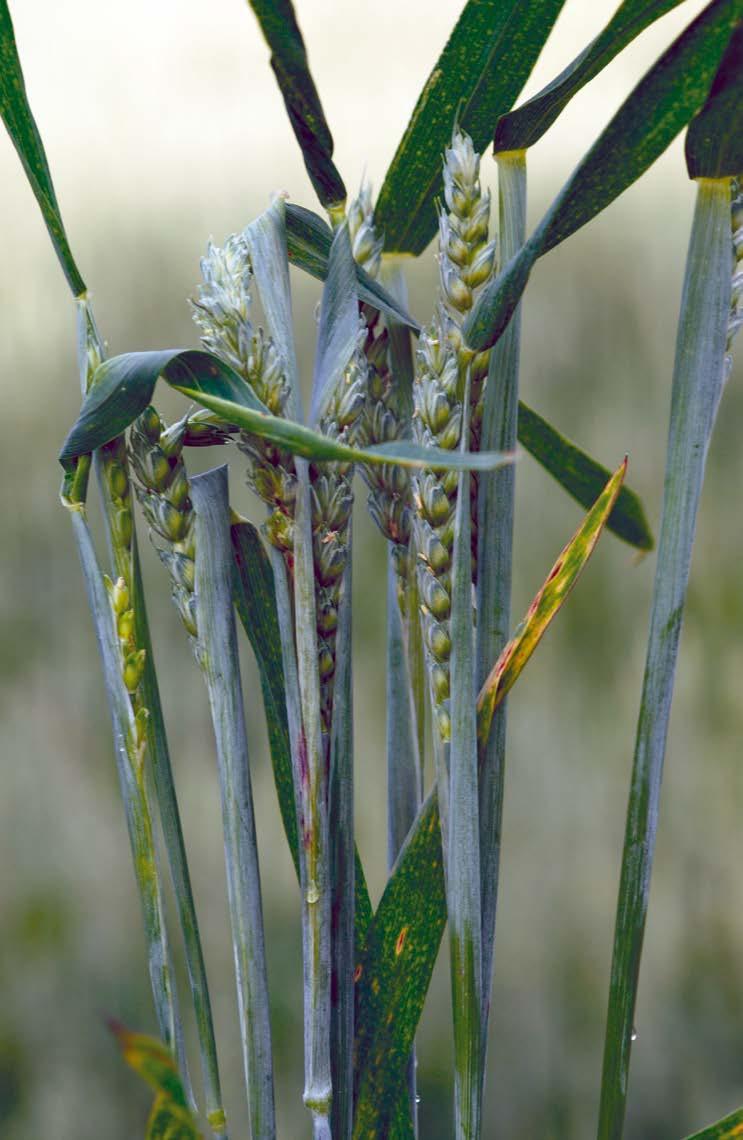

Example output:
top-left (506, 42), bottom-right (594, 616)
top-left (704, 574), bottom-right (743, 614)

top-left (353, 964), bottom-right (363, 983)
top-left (395, 926), bottom-right (409, 957)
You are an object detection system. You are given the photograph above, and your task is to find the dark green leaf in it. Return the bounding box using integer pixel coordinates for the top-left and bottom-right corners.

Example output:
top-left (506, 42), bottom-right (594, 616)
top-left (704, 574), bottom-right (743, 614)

top-left (494, 0), bottom-right (689, 152)
top-left (683, 1106), bottom-right (743, 1138)
top-left (0, 0), bottom-right (85, 295)
top-left (311, 221), bottom-right (358, 425)
top-left (59, 349), bottom-right (267, 468)
top-left (246, 0), bottom-right (345, 207)
top-left (517, 401), bottom-right (654, 549)
top-left (374, 0), bottom-right (567, 255)
top-left (465, 0), bottom-right (741, 352)
top-left (686, 20), bottom-right (743, 177)
top-left (353, 791), bottom-right (446, 1139)
top-left (285, 203), bottom-right (420, 330)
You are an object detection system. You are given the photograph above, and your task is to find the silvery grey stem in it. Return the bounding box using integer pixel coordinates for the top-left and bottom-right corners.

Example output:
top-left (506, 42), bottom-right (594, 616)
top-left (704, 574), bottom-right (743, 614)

top-left (190, 466), bottom-right (276, 1139)
top-left (476, 151), bottom-right (526, 1057)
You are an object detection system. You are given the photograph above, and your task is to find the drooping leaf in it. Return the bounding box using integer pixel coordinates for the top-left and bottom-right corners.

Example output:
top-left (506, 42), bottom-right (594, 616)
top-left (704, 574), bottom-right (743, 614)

top-left (683, 1107), bottom-right (743, 1139)
top-left (686, 20), bottom-right (743, 177)
top-left (477, 460), bottom-right (627, 744)
top-left (191, 467), bottom-right (275, 1136)
top-left (311, 221), bottom-right (359, 426)
top-left (597, 178), bottom-right (734, 1140)
top-left (285, 203), bottom-right (420, 329)
top-left (464, 0), bottom-right (741, 352)
top-left (0, 0), bottom-right (85, 295)
top-left (374, 0), bottom-right (567, 255)
top-left (518, 401), bottom-right (654, 549)
top-left (246, 0), bottom-right (345, 207)
top-left (493, 0), bottom-right (689, 153)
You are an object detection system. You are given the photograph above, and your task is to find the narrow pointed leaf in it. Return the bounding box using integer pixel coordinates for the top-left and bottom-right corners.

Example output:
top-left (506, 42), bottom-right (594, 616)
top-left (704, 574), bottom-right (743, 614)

top-left (244, 199), bottom-right (303, 418)
top-left (311, 221), bottom-right (358, 426)
top-left (112, 1027), bottom-right (202, 1140)
top-left (285, 203), bottom-right (419, 329)
top-left (518, 401), bottom-right (654, 549)
top-left (683, 1107), bottom-right (743, 1138)
top-left (685, 20), bottom-right (743, 177)
top-left (246, 0), bottom-right (345, 207)
top-left (354, 465), bottom-right (626, 1129)
top-left (478, 460), bottom-right (627, 745)
top-left (465, 0), bottom-right (741, 352)
top-left (374, 0), bottom-right (567, 255)
top-left (191, 467), bottom-right (275, 1136)
top-left (0, 0), bottom-right (85, 295)
top-left (597, 178), bottom-right (733, 1140)
top-left (494, 0), bottom-right (689, 153)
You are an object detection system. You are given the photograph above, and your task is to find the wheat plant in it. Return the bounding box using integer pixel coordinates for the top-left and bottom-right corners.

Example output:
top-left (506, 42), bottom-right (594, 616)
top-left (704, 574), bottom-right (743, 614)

top-left (2, 0), bottom-right (742, 1138)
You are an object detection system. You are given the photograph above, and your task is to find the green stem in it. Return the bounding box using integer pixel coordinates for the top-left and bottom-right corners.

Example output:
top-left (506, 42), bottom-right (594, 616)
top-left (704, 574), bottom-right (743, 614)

top-left (191, 467), bottom-right (275, 1138)
top-left (475, 151), bottom-right (526, 1058)
top-left (597, 177), bottom-right (734, 1140)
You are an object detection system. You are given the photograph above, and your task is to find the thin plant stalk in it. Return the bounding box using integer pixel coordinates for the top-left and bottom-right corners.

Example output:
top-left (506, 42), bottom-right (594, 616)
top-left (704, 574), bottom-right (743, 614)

top-left (448, 388), bottom-right (483, 1140)
top-left (64, 504), bottom-right (184, 1085)
top-left (475, 150), bottom-right (527, 1056)
top-left (329, 533), bottom-right (355, 1140)
top-left (73, 300), bottom-right (194, 1108)
top-left (294, 457), bottom-right (333, 1138)
top-left (190, 465), bottom-right (276, 1138)
top-left (78, 300), bottom-right (226, 1132)
top-left (597, 177), bottom-right (734, 1140)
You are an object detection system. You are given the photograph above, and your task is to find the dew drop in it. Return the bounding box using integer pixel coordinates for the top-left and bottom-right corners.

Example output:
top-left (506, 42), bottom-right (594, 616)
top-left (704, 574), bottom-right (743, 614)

top-left (306, 880), bottom-right (319, 905)
top-left (630, 1026), bottom-right (637, 1042)
top-left (415, 1095), bottom-right (421, 1105)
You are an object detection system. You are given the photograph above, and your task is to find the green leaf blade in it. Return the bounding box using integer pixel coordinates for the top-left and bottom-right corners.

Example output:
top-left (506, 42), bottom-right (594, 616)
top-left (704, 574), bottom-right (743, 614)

top-left (686, 20), bottom-right (743, 178)
top-left (0, 0), bottom-right (86, 295)
top-left (517, 400), bottom-right (654, 549)
top-left (311, 220), bottom-right (359, 426)
top-left (374, 0), bottom-right (567, 255)
top-left (246, 0), bottom-right (345, 207)
top-left (683, 1106), bottom-right (743, 1139)
top-left (494, 0), bottom-right (689, 153)
top-left (465, 0), bottom-right (741, 352)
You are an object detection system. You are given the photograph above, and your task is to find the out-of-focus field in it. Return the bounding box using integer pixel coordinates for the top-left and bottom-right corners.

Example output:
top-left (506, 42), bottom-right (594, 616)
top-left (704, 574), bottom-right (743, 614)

top-left (2, 1), bottom-right (742, 1136)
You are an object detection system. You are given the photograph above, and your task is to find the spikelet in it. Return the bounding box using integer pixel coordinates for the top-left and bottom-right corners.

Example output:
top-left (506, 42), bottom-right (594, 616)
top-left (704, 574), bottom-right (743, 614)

top-left (408, 130), bottom-right (498, 740)
top-left (348, 182), bottom-right (414, 590)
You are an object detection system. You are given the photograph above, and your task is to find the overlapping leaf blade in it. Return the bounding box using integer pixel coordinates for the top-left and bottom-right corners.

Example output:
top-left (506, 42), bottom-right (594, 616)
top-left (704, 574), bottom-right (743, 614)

top-left (285, 204), bottom-right (419, 329)
top-left (493, 0), bottom-right (689, 153)
top-left (0, 0), bottom-right (85, 294)
top-left (374, 0), bottom-right (567, 255)
top-left (311, 220), bottom-right (359, 425)
top-left (354, 465), bottom-right (625, 1134)
top-left (111, 1025), bottom-right (202, 1140)
top-left (280, 203), bottom-right (653, 549)
top-left (246, 0), bottom-right (345, 207)
top-left (685, 20), bottom-right (743, 177)
top-left (465, 0), bottom-right (741, 352)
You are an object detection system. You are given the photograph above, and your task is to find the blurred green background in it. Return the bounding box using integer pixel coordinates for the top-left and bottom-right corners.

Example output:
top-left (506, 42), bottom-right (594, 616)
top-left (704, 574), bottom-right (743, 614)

top-left (2, 1), bottom-right (743, 1136)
